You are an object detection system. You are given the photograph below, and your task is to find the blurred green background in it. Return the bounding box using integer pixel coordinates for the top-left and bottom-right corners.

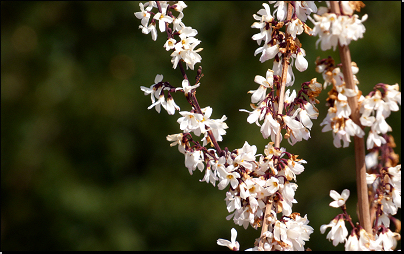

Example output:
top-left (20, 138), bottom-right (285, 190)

top-left (1, 1), bottom-right (401, 251)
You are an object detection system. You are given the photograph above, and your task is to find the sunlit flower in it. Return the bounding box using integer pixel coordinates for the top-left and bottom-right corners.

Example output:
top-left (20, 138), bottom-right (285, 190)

top-left (320, 218), bottom-right (348, 246)
top-left (329, 189), bottom-right (350, 208)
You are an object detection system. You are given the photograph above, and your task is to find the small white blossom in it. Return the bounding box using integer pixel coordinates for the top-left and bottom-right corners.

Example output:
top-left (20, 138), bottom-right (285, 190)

top-left (287, 17), bottom-right (304, 39)
top-left (295, 49), bottom-right (308, 72)
top-left (153, 2), bottom-right (173, 32)
top-left (250, 69), bottom-right (274, 103)
top-left (162, 96), bottom-right (180, 115)
top-left (134, 2), bottom-right (152, 27)
top-left (320, 218), bottom-right (348, 246)
top-left (163, 38), bottom-right (176, 51)
top-left (184, 150), bottom-right (204, 175)
top-left (176, 79), bottom-right (200, 94)
top-left (345, 233), bottom-right (360, 251)
top-left (217, 228), bottom-right (240, 251)
top-left (329, 189), bottom-right (350, 208)
top-left (217, 165), bottom-right (240, 190)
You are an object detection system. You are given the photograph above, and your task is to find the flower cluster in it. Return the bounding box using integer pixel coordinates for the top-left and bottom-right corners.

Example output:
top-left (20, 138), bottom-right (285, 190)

top-left (135, 1), bottom-right (202, 70)
top-left (309, 2), bottom-right (368, 51)
top-left (242, 71), bottom-right (322, 146)
top-left (315, 58), bottom-right (365, 148)
top-left (247, 2), bottom-right (322, 147)
top-left (251, 2), bottom-right (317, 85)
top-left (321, 188), bottom-right (401, 250)
top-left (360, 83), bottom-right (401, 150)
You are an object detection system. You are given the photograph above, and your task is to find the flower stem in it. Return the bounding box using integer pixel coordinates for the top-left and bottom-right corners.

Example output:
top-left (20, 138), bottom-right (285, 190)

top-left (329, 1), bottom-right (372, 234)
top-left (259, 2), bottom-right (294, 249)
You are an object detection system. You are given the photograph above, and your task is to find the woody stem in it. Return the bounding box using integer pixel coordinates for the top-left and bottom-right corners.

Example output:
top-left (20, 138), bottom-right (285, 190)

top-left (329, 1), bottom-right (372, 234)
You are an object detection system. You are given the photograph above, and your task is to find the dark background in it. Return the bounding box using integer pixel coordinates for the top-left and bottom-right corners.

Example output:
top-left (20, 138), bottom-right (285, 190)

top-left (1, 1), bottom-right (401, 251)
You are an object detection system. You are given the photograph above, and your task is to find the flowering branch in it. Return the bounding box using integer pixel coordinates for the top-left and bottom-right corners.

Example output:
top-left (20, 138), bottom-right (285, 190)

top-left (328, 0), bottom-right (371, 234)
top-left (310, 1), bottom-right (401, 250)
top-left (136, 1), bottom-right (400, 251)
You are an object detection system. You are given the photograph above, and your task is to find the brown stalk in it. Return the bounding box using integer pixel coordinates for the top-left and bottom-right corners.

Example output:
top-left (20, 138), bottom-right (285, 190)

top-left (329, 1), bottom-right (372, 234)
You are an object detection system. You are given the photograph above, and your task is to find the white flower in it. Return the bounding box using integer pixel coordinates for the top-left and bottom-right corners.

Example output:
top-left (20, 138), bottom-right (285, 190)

top-left (366, 130), bottom-right (386, 150)
top-left (217, 165), bottom-right (240, 190)
top-left (147, 23), bottom-right (158, 41)
top-left (234, 141), bottom-right (258, 171)
top-left (140, 74), bottom-right (163, 103)
top-left (279, 182), bottom-right (297, 216)
top-left (166, 133), bottom-right (185, 154)
top-left (283, 114), bottom-right (310, 145)
top-left (365, 151), bottom-right (378, 169)
top-left (345, 119), bottom-right (364, 139)
top-left (295, 49), bottom-right (308, 72)
top-left (272, 1), bottom-right (288, 21)
top-left (294, 1), bottom-right (317, 22)
top-left (345, 233), bottom-right (359, 251)
top-left (184, 150), bottom-right (204, 175)
top-left (284, 89), bottom-right (296, 104)
top-left (225, 191), bottom-right (241, 213)
top-left (265, 177), bottom-right (279, 195)
top-left (162, 96), bottom-right (180, 115)
top-left (217, 228), bottom-right (240, 251)
top-left (240, 179), bottom-right (259, 200)
top-left (250, 69), bottom-right (274, 103)
top-left (153, 3), bottom-right (173, 32)
top-left (329, 189), bottom-right (350, 208)
top-left (204, 115), bottom-right (228, 144)
top-left (176, 79), bottom-right (200, 94)
top-left (261, 112), bottom-right (280, 142)
top-left (134, 2), bottom-right (152, 27)
top-left (163, 38), bottom-right (176, 51)
top-left (177, 111), bottom-right (203, 134)
top-left (320, 218), bottom-right (348, 246)
top-left (273, 58), bottom-right (295, 87)
top-left (173, 1), bottom-right (187, 12)
top-left (358, 228), bottom-right (372, 250)
top-left (283, 158), bottom-right (306, 181)
top-left (287, 17), bottom-right (304, 39)
top-left (254, 43), bottom-right (279, 63)
top-left (170, 34), bottom-right (203, 70)
top-left (251, 3), bottom-right (273, 45)
top-left (365, 173), bottom-right (377, 185)
top-left (200, 162), bottom-right (218, 186)
top-left (375, 229), bottom-right (400, 250)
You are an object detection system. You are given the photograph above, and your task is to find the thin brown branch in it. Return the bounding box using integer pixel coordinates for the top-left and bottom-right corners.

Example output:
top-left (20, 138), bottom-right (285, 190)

top-left (329, 1), bottom-right (372, 234)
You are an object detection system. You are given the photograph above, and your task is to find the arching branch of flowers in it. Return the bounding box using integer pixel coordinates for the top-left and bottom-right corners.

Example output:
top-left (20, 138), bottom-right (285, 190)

top-left (155, 1), bottom-right (224, 157)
